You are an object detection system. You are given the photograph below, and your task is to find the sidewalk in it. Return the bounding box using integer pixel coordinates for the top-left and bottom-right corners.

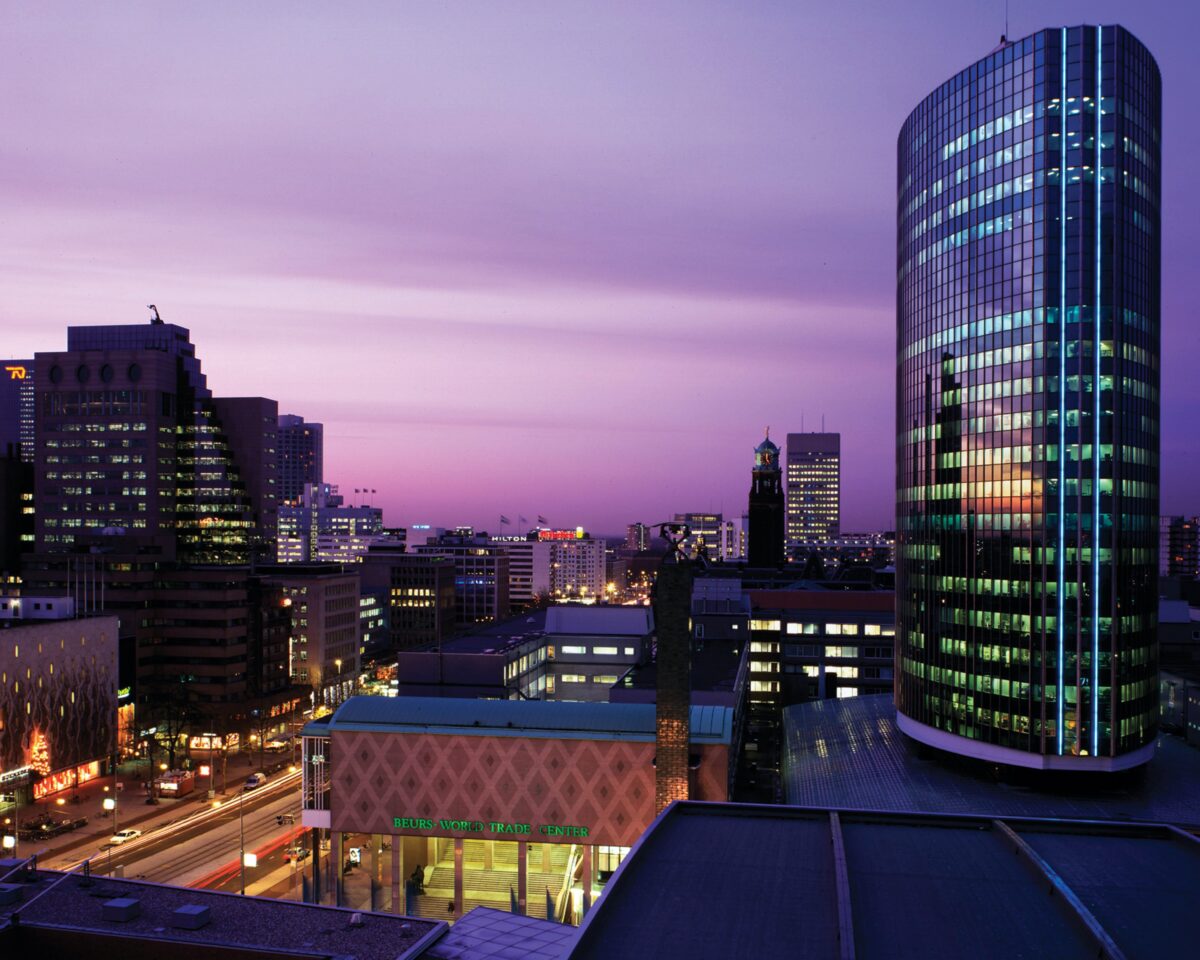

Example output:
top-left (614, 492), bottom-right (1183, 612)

top-left (8, 751), bottom-right (299, 864)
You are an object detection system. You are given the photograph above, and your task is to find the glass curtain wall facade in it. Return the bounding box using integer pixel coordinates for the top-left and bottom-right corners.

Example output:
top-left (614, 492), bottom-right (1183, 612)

top-left (896, 26), bottom-right (1160, 770)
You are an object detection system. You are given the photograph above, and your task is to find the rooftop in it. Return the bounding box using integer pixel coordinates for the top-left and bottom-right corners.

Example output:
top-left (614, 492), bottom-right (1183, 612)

top-left (543, 606), bottom-right (653, 637)
top-left (307, 695), bottom-right (733, 745)
top-left (423, 906), bottom-right (573, 960)
top-left (782, 695), bottom-right (1200, 827)
top-left (435, 605), bottom-right (654, 656)
top-left (0, 865), bottom-right (442, 959)
top-left (438, 610), bottom-right (548, 655)
top-left (569, 801), bottom-right (1200, 960)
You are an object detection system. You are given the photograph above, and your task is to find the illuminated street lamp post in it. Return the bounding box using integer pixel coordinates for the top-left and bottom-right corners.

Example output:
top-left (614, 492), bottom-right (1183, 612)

top-left (103, 796), bottom-right (117, 836)
top-left (239, 786), bottom-right (254, 895)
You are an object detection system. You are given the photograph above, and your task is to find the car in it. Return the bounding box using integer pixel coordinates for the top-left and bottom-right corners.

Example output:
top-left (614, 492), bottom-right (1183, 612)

top-left (109, 828), bottom-right (142, 845)
top-left (275, 812), bottom-right (296, 825)
top-left (283, 845), bottom-right (310, 864)
top-left (244, 773), bottom-right (267, 790)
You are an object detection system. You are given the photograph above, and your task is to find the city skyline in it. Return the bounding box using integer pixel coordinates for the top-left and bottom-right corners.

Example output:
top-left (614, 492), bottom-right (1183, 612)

top-left (3, 3), bottom-right (1197, 534)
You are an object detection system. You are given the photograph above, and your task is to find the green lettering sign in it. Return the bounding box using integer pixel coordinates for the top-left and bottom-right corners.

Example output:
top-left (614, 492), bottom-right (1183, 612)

top-left (390, 815), bottom-right (587, 839)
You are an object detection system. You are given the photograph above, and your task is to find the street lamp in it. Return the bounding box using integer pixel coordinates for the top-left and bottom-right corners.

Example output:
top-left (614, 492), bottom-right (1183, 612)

top-left (239, 786), bottom-right (248, 895)
top-left (334, 658), bottom-right (343, 706)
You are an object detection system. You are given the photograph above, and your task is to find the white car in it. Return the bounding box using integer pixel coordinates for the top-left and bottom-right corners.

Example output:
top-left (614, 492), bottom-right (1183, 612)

top-left (109, 828), bottom-right (142, 845)
top-left (244, 772), bottom-right (267, 790)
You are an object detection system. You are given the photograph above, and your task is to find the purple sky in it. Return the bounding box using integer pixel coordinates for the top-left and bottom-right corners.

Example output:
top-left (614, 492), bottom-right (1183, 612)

top-left (3, 2), bottom-right (1197, 534)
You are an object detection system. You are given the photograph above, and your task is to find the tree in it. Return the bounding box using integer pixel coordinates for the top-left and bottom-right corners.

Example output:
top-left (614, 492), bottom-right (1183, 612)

top-left (140, 675), bottom-right (200, 773)
top-left (29, 730), bottom-right (51, 776)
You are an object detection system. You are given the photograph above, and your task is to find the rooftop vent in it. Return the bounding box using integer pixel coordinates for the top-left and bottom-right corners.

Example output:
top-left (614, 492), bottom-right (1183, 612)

top-left (172, 904), bottom-right (211, 930)
top-left (349, 911), bottom-right (365, 927)
top-left (102, 897), bottom-right (141, 923)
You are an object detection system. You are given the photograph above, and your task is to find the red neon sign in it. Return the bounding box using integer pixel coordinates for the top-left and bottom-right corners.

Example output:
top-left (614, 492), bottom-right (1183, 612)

top-left (32, 760), bottom-right (100, 800)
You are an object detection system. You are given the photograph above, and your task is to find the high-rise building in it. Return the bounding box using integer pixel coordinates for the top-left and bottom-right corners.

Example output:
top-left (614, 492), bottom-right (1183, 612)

top-left (33, 322), bottom-right (276, 563)
top-left (785, 433), bottom-right (840, 546)
top-left (0, 358), bottom-right (35, 462)
top-left (625, 522), bottom-right (650, 553)
top-left (24, 319), bottom-right (293, 737)
top-left (277, 413), bottom-right (323, 505)
top-left (276, 482), bottom-right (391, 563)
top-left (719, 515), bottom-right (747, 561)
top-left (747, 432), bottom-right (784, 567)
top-left (896, 27), bottom-right (1161, 770)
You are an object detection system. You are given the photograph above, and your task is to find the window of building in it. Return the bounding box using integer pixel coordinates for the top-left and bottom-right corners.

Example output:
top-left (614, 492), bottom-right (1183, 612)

top-left (826, 646), bottom-right (860, 659)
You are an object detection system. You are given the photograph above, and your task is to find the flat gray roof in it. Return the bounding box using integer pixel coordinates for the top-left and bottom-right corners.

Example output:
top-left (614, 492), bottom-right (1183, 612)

top-left (0, 865), bottom-right (442, 959)
top-left (782, 695), bottom-right (1200, 827)
top-left (569, 802), bottom-right (1200, 960)
top-left (423, 906), bottom-right (574, 959)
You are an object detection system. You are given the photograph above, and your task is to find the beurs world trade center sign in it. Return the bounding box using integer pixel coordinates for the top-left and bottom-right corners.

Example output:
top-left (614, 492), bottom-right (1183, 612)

top-left (393, 816), bottom-right (590, 838)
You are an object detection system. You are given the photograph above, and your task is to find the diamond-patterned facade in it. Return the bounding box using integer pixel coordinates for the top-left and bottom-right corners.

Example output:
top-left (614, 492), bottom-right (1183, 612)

top-left (330, 730), bottom-right (729, 848)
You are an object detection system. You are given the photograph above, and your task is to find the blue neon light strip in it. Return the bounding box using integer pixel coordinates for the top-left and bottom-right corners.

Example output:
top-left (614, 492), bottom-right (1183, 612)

top-left (1092, 25), bottom-right (1102, 757)
top-left (1057, 26), bottom-right (1067, 756)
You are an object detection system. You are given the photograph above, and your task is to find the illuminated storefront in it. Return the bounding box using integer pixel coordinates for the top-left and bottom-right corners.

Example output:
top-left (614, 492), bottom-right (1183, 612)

top-left (0, 611), bottom-right (119, 802)
top-left (302, 696), bottom-right (732, 922)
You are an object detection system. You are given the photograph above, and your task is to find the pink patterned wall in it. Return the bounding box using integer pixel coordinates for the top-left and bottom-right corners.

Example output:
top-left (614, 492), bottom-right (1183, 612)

top-left (330, 730), bottom-right (728, 848)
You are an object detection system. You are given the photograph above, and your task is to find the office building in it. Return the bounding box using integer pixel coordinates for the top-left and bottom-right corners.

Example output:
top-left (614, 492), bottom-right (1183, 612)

top-left (0, 358), bottom-right (35, 463)
top-left (259, 565), bottom-right (361, 711)
top-left (412, 534), bottom-right (510, 626)
top-left (673, 512), bottom-right (722, 561)
top-left (395, 605), bottom-right (653, 702)
top-left (785, 432), bottom-right (840, 546)
top-left (719, 515), bottom-right (747, 562)
top-left (747, 432), bottom-right (784, 567)
top-left (624, 522), bottom-right (650, 553)
top-left (541, 530), bottom-right (606, 600)
top-left (0, 453), bottom-right (33, 581)
top-left (277, 483), bottom-right (389, 564)
top-left (33, 322), bottom-right (276, 564)
top-left (277, 413), bottom-right (323, 504)
top-left (1161, 515), bottom-right (1199, 579)
top-left (359, 547), bottom-right (457, 652)
top-left (490, 530), bottom-right (607, 608)
top-left (897, 27), bottom-right (1161, 770)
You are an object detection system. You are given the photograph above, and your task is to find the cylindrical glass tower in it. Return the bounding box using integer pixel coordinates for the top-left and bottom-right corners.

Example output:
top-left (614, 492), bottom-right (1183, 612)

top-left (896, 26), bottom-right (1160, 770)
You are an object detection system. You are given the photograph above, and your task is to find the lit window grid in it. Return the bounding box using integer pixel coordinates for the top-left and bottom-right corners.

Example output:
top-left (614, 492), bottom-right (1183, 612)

top-left (895, 27), bottom-right (1159, 761)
